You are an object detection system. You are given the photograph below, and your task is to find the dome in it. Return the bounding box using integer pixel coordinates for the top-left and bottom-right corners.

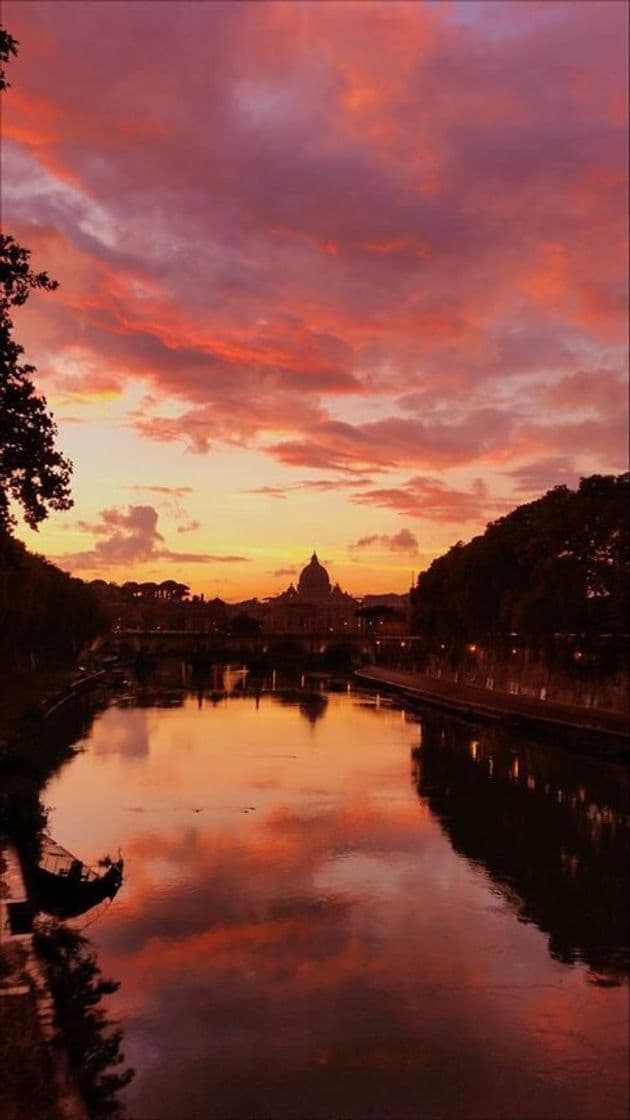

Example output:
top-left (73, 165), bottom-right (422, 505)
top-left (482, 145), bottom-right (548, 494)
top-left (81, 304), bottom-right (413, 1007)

top-left (297, 552), bottom-right (331, 599)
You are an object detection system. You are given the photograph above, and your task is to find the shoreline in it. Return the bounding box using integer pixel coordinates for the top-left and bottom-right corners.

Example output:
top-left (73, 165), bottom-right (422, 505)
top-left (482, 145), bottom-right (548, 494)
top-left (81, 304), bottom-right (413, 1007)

top-left (0, 667), bottom-right (80, 754)
top-left (0, 668), bottom-right (106, 1120)
top-left (0, 844), bottom-right (88, 1120)
top-left (355, 667), bottom-right (629, 759)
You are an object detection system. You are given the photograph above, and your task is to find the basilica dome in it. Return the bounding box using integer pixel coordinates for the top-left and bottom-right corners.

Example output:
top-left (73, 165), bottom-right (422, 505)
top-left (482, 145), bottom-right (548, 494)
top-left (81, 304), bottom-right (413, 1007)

top-left (297, 552), bottom-right (331, 599)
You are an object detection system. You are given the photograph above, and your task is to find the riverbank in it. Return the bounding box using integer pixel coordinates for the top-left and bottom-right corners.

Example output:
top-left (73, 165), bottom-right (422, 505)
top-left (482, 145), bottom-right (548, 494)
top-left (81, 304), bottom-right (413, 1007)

top-left (355, 667), bottom-right (629, 757)
top-left (0, 844), bottom-right (88, 1120)
top-left (0, 982), bottom-right (58, 1120)
top-left (0, 669), bottom-right (102, 1120)
top-left (0, 667), bottom-right (78, 752)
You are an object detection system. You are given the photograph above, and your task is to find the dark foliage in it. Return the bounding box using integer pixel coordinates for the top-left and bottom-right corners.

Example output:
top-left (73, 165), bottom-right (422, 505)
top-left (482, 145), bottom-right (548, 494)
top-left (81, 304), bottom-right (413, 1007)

top-left (0, 783), bottom-right (48, 870)
top-left (229, 611), bottom-right (262, 636)
top-left (35, 923), bottom-right (134, 1117)
top-left (410, 474), bottom-right (630, 658)
top-left (0, 534), bottom-right (107, 667)
top-left (0, 26), bottom-right (18, 91)
top-left (321, 641), bottom-right (355, 670)
top-left (0, 235), bottom-right (73, 534)
top-left (1, 29), bottom-right (72, 533)
top-left (413, 714), bottom-right (629, 982)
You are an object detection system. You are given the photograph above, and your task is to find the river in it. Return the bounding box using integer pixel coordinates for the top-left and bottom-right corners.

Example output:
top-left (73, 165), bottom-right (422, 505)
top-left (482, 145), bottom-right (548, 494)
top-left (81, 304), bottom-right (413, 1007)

top-left (42, 680), bottom-right (629, 1120)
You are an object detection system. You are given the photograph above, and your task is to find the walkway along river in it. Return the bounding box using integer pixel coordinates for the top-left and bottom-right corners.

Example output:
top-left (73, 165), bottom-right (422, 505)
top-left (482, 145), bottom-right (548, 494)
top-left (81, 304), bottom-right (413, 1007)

top-left (37, 681), bottom-right (629, 1120)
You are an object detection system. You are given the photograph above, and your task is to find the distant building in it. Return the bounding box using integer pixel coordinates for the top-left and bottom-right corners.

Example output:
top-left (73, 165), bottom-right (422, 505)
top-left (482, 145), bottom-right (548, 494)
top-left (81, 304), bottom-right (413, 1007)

top-left (261, 552), bottom-right (358, 634)
top-left (357, 592), bottom-right (410, 635)
top-left (361, 592), bottom-right (410, 611)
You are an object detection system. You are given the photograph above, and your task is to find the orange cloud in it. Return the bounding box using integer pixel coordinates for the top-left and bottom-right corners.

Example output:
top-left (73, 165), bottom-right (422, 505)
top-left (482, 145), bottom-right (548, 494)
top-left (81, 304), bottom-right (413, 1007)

top-left (2, 0), bottom-right (626, 579)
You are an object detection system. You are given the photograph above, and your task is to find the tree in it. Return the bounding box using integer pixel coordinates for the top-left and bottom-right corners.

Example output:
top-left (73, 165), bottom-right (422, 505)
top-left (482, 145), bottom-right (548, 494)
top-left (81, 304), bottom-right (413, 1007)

top-left (230, 611), bottom-right (262, 636)
top-left (159, 578), bottom-right (190, 601)
top-left (411, 474), bottom-right (630, 661)
top-left (0, 534), bottom-right (107, 668)
top-left (0, 26), bottom-right (17, 92)
top-left (0, 28), bottom-right (73, 534)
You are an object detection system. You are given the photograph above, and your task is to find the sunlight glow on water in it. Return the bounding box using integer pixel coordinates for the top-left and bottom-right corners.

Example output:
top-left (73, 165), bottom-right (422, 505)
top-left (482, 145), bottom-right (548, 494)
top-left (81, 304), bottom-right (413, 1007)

top-left (44, 690), bottom-right (629, 1120)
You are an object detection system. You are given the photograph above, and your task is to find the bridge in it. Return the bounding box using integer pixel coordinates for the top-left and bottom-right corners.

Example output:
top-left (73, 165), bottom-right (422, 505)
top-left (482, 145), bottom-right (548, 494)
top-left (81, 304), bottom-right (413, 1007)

top-left (105, 628), bottom-right (424, 665)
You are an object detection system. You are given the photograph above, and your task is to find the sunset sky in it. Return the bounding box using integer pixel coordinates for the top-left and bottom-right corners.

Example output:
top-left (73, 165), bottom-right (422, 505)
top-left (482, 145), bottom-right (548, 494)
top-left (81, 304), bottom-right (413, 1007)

top-left (4, 0), bottom-right (628, 600)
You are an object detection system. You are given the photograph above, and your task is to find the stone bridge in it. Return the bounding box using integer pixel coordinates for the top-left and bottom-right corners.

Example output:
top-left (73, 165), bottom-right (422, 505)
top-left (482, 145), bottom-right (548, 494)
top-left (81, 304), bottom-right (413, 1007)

top-left (105, 628), bottom-right (423, 665)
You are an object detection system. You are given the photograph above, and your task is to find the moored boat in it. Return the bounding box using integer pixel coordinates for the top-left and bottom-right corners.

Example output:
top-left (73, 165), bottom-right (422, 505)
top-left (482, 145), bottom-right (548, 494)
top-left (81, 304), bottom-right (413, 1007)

top-left (30, 835), bottom-right (124, 919)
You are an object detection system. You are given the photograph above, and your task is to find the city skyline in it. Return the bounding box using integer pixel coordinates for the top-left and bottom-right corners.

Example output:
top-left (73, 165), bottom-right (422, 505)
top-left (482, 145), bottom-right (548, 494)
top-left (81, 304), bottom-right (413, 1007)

top-left (3, 0), bottom-right (628, 599)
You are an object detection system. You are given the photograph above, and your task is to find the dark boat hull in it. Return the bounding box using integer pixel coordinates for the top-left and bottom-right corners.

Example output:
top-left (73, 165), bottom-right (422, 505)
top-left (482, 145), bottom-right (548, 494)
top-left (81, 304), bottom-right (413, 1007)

top-left (32, 861), bottom-right (124, 919)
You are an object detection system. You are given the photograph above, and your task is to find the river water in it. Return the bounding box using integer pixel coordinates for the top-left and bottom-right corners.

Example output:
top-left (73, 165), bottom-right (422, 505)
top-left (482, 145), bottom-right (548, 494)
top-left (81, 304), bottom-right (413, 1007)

top-left (43, 682), bottom-right (629, 1120)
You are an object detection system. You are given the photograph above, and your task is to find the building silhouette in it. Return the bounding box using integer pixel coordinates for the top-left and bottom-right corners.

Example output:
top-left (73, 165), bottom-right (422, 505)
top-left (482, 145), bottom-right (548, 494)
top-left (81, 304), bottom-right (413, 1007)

top-left (261, 552), bottom-right (357, 634)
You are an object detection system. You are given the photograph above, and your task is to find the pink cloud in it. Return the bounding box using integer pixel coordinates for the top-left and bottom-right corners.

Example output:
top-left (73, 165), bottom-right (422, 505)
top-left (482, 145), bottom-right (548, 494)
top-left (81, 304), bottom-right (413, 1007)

top-left (349, 529), bottom-right (420, 556)
top-left (244, 478), bottom-right (373, 498)
top-left (352, 477), bottom-right (509, 524)
top-left (2, 0), bottom-right (627, 528)
top-left (541, 370), bottom-right (627, 415)
top-left (125, 485), bottom-right (194, 497)
top-left (504, 457), bottom-right (581, 495)
top-left (56, 505), bottom-right (248, 571)
top-left (270, 410), bottom-right (520, 473)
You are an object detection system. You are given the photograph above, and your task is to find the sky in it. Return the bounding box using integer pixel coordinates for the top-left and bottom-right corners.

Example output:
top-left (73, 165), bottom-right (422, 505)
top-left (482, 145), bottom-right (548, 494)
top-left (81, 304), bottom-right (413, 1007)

top-left (3, 0), bottom-right (628, 600)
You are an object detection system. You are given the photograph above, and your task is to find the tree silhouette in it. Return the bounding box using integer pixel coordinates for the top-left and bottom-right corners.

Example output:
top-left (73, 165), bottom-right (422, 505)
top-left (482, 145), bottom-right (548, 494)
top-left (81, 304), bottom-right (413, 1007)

top-left (0, 534), bottom-right (106, 669)
top-left (411, 474), bottom-right (630, 659)
top-left (0, 28), bottom-right (72, 534)
top-left (230, 611), bottom-right (262, 636)
top-left (0, 26), bottom-right (17, 91)
top-left (35, 923), bottom-right (134, 1117)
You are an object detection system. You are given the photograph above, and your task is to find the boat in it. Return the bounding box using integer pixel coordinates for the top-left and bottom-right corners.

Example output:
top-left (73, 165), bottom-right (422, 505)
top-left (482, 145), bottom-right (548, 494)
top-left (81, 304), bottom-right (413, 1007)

top-left (30, 835), bottom-right (124, 919)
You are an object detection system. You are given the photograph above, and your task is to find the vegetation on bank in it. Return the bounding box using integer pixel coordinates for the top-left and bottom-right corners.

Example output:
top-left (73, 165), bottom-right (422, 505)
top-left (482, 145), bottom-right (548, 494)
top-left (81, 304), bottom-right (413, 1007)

top-left (411, 473), bottom-right (629, 672)
top-left (0, 534), bottom-right (108, 670)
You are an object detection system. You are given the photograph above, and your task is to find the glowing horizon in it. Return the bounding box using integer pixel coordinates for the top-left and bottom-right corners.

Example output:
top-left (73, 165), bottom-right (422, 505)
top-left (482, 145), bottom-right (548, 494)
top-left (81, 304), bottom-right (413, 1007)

top-left (3, 0), bottom-right (628, 600)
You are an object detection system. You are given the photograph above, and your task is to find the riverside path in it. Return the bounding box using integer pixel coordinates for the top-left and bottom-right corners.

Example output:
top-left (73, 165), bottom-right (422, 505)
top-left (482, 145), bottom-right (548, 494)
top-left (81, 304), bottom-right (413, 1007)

top-left (355, 667), bottom-right (629, 753)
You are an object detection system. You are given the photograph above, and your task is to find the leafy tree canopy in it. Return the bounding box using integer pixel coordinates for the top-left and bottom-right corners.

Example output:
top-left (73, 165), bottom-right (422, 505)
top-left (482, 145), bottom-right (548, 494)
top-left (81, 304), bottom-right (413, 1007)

top-left (0, 26), bottom-right (17, 91)
top-left (411, 474), bottom-right (629, 655)
top-left (0, 28), bottom-right (72, 534)
top-left (0, 533), bottom-right (107, 667)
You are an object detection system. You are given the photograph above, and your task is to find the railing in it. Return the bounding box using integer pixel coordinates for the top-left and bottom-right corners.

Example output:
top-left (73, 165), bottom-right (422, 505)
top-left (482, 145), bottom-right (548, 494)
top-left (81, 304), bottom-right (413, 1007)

top-left (39, 837), bottom-right (99, 882)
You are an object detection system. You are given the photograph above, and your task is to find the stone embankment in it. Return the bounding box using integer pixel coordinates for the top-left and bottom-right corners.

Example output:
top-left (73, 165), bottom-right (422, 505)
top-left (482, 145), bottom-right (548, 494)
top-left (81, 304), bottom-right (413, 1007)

top-left (355, 667), bottom-right (629, 755)
top-left (0, 844), bottom-right (88, 1120)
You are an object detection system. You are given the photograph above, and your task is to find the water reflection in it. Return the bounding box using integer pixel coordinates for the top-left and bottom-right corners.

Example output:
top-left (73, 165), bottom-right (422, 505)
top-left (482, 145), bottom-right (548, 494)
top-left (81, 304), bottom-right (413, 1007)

top-left (42, 690), bottom-right (629, 1120)
top-left (413, 712), bottom-right (630, 981)
top-left (0, 685), bottom-right (133, 1120)
top-left (117, 688), bottom-right (185, 710)
top-left (36, 922), bottom-right (134, 1116)
top-left (276, 688), bottom-right (329, 724)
